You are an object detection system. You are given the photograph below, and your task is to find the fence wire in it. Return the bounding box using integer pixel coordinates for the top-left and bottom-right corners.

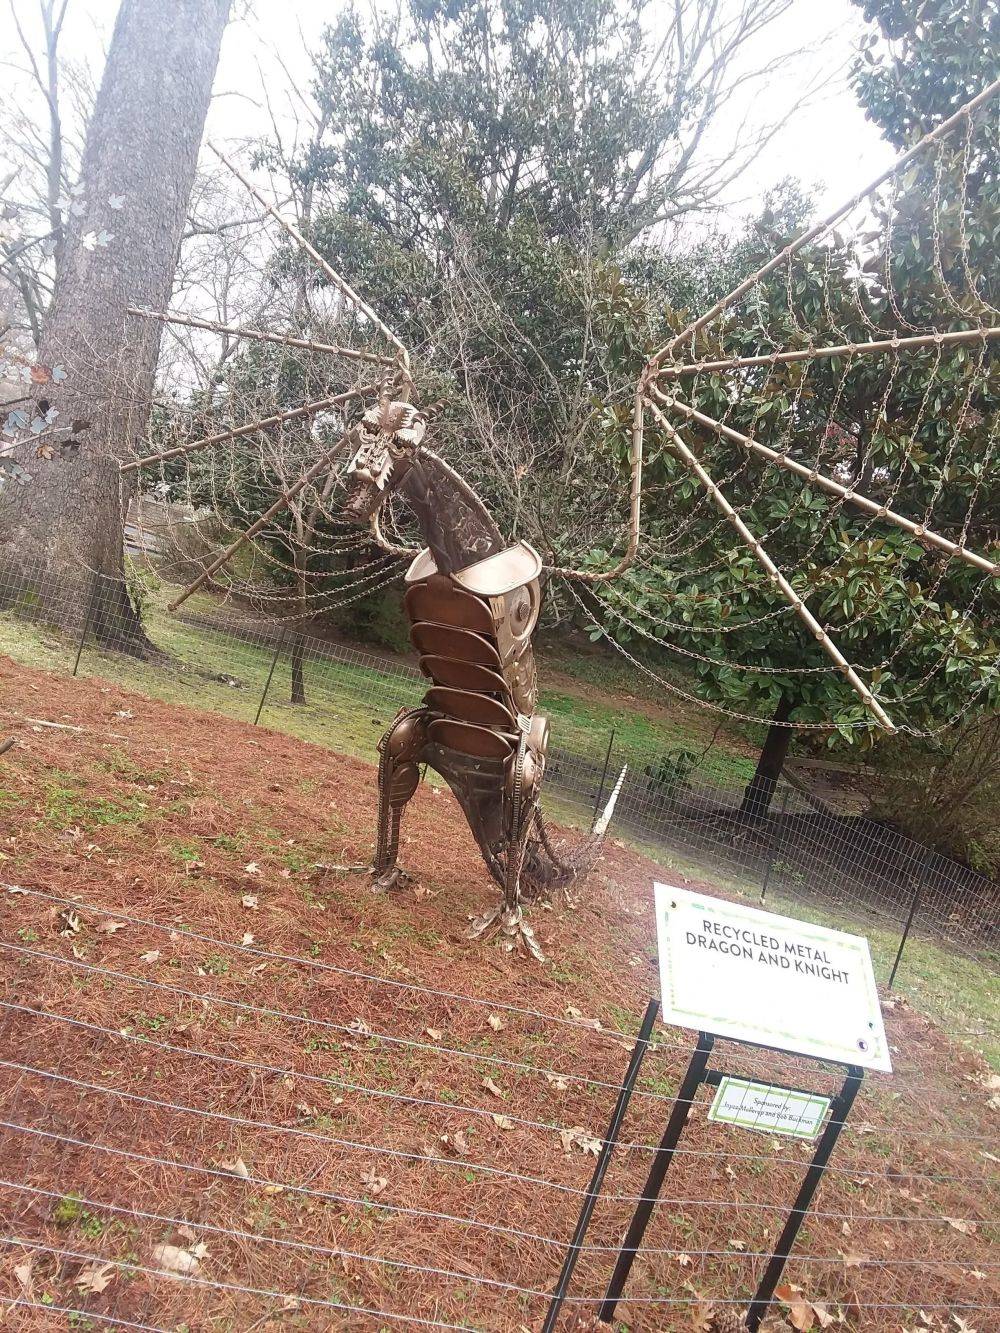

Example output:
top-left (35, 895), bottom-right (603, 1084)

top-left (0, 561), bottom-right (998, 1329)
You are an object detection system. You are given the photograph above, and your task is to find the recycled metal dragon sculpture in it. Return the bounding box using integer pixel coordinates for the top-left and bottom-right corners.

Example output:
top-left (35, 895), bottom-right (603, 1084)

top-left (341, 399), bottom-right (625, 959)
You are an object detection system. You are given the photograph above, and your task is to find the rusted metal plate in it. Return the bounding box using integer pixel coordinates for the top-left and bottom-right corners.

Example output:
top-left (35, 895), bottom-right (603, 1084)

top-left (418, 656), bottom-right (512, 696)
top-left (405, 577), bottom-right (494, 633)
top-left (410, 622), bottom-right (503, 667)
top-left (428, 717), bottom-right (515, 759)
top-left (425, 686), bottom-right (518, 729)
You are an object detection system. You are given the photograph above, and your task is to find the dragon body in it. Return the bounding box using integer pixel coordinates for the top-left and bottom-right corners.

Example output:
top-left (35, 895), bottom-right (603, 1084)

top-left (343, 400), bottom-right (624, 958)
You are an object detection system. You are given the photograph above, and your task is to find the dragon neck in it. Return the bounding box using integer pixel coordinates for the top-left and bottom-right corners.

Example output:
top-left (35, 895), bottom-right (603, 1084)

top-left (399, 447), bottom-right (505, 575)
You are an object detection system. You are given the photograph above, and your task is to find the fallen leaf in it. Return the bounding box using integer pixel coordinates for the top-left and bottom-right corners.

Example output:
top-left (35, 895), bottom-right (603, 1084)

top-left (491, 1113), bottom-right (515, 1130)
top-left (545, 1071), bottom-right (569, 1091)
top-left (139, 949), bottom-right (160, 963)
top-left (281, 1295), bottom-right (301, 1312)
top-left (440, 1130), bottom-right (469, 1157)
top-left (565, 1005), bottom-right (583, 1020)
top-left (74, 1261), bottom-right (115, 1294)
top-left (58, 909), bottom-right (81, 936)
top-left (675, 1252), bottom-right (692, 1267)
top-left (241, 894), bottom-right (258, 910)
top-left (96, 920), bottom-right (128, 935)
top-left (361, 1170), bottom-right (388, 1195)
top-left (944, 1217), bottom-right (978, 1235)
top-left (244, 862), bottom-right (260, 875)
top-left (262, 1183), bottom-right (285, 1196)
top-left (151, 1242), bottom-right (204, 1274)
top-left (348, 1017), bottom-right (370, 1036)
top-left (425, 1027), bottom-right (442, 1041)
top-left (840, 1251), bottom-right (870, 1269)
top-left (559, 1125), bottom-right (602, 1156)
top-left (12, 1255), bottom-right (34, 1297)
top-left (482, 1076), bottom-right (502, 1097)
top-left (776, 1284), bottom-right (814, 1332)
top-left (487, 1014), bottom-right (503, 1032)
top-left (241, 932), bottom-right (255, 946)
top-left (219, 1156), bottom-right (251, 1180)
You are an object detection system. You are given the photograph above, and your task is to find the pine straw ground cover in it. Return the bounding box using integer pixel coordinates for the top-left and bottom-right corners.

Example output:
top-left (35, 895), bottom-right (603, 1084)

top-left (0, 656), bottom-right (996, 1333)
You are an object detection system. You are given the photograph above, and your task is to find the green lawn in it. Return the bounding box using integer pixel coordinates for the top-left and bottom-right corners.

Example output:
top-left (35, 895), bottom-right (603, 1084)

top-left (0, 581), bottom-right (756, 781)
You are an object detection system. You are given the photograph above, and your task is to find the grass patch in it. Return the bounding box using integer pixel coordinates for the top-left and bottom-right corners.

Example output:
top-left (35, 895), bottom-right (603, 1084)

top-left (42, 769), bottom-right (150, 830)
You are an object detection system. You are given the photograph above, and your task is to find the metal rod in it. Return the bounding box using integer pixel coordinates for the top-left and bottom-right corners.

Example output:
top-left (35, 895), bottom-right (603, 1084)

top-left (542, 998), bottom-right (660, 1333)
top-left (72, 575), bottom-right (101, 677)
top-left (599, 1031), bottom-right (715, 1322)
top-left (760, 784), bottom-right (791, 906)
top-left (166, 429), bottom-right (357, 611)
top-left (121, 385), bottom-right (380, 473)
top-left (592, 728), bottom-right (616, 828)
top-left (655, 324), bottom-right (1000, 378)
top-left (208, 144), bottom-right (412, 396)
top-left (127, 306), bottom-right (399, 367)
top-left (650, 78), bottom-right (1000, 365)
top-left (254, 628), bottom-right (287, 727)
top-left (547, 382), bottom-right (645, 583)
top-left (653, 389), bottom-right (999, 577)
top-left (745, 1067), bottom-right (865, 1332)
top-left (888, 848), bottom-right (933, 989)
top-left (644, 398), bottom-right (896, 732)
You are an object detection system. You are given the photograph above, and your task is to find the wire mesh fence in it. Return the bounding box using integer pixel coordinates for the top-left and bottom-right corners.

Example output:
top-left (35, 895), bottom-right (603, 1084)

top-left (1, 559), bottom-right (996, 999)
top-left (2, 881), bottom-right (998, 1331)
top-left (1, 562), bottom-right (998, 1329)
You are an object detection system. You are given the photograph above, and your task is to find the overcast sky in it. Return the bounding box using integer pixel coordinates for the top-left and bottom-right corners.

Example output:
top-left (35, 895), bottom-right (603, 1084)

top-left (5, 0), bottom-right (896, 229)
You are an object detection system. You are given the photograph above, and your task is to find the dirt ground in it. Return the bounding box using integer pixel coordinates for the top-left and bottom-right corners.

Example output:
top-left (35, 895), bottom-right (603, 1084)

top-left (0, 655), bottom-right (997, 1332)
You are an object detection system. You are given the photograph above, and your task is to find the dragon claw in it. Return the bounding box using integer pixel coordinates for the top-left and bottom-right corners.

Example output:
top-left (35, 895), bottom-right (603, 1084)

top-left (466, 904), bottom-right (545, 962)
top-left (372, 866), bottom-right (414, 893)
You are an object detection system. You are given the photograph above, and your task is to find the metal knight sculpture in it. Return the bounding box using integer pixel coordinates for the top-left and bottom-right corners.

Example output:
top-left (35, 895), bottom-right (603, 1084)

top-left (341, 399), bottom-right (624, 959)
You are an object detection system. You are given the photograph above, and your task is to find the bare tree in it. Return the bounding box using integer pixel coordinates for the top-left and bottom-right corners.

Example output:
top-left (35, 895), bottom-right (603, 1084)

top-left (0, 0), bottom-right (232, 646)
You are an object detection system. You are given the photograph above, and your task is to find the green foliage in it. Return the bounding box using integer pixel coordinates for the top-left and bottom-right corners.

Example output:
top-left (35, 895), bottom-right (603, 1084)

top-left (598, 9), bottom-right (1000, 742)
top-left (643, 748), bottom-right (700, 798)
top-left (852, 1), bottom-right (1000, 147)
top-left (336, 587), bottom-right (412, 654)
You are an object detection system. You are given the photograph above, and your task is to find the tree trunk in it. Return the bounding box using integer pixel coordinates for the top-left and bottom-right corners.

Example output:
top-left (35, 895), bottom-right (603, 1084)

top-left (0, 0), bottom-right (231, 648)
top-left (739, 692), bottom-right (794, 823)
top-left (290, 633), bottom-right (306, 705)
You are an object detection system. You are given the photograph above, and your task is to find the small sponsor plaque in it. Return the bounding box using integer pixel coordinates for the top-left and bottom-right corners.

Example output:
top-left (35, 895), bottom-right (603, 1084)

top-left (708, 1075), bottom-right (831, 1139)
top-left (654, 883), bottom-right (892, 1072)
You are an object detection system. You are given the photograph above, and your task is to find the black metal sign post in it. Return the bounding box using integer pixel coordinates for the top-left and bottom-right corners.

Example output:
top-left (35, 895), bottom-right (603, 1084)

top-left (744, 1064), bottom-right (863, 1331)
top-left (597, 1035), bottom-right (864, 1331)
top-left (542, 997), bottom-right (660, 1333)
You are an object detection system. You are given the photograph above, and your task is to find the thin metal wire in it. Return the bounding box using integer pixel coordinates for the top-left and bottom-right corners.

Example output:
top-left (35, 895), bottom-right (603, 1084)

top-left (4, 1238), bottom-right (482, 1331)
top-left (0, 1177), bottom-right (552, 1302)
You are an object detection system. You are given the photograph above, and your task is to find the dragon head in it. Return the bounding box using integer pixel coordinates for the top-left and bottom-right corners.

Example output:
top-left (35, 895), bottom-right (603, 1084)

top-left (342, 399), bottom-right (426, 524)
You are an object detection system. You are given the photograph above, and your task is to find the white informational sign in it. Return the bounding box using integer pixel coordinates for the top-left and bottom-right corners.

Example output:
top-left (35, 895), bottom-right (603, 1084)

top-left (653, 883), bottom-right (892, 1072)
top-left (708, 1076), bottom-right (831, 1139)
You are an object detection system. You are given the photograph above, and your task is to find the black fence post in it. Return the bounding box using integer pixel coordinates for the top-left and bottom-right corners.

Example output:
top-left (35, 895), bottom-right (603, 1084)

top-left (542, 998), bottom-right (660, 1333)
top-left (888, 847), bottom-right (934, 989)
top-left (760, 784), bottom-right (791, 905)
top-left (254, 627), bottom-right (287, 727)
top-left (592, 727), bottom-right (616, 826)
top-left (72, 574), bottom-right (101, 677)
top-left (599, 1031), bottom-right (715, 1322)
top-left (745, 1067), bottom-right (864, 1332)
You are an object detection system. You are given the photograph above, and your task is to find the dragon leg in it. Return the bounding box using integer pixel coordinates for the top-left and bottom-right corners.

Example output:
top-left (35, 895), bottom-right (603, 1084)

top-left (373, 707), bottom-right (429, 891)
